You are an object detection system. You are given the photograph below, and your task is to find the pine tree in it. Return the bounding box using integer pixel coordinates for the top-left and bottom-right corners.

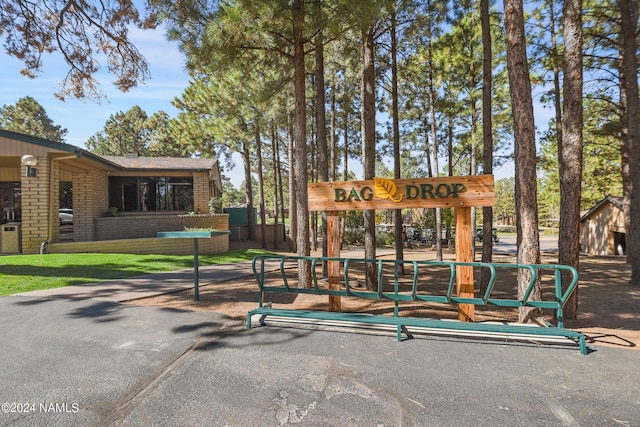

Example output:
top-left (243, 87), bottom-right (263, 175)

top-left (0, 96), bottom-right (67, 142)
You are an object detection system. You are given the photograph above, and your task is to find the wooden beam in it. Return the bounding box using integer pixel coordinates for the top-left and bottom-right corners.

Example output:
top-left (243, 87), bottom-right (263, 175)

top-left (455, 206), bottom-right (475, 322)
top-left (327, 211), bottom-right (341, 312)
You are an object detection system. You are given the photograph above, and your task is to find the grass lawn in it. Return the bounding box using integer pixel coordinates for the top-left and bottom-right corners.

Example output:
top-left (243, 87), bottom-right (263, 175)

top-left (0, 248), bottom-right (271, 296)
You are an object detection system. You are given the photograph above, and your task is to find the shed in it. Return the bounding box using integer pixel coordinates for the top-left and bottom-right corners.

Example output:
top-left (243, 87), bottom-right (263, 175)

top-left (579, 196), bottom-right (625, 256)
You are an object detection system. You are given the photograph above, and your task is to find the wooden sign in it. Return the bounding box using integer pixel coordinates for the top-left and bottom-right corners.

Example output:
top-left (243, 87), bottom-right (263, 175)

top-left (308, 175), bottom-right (494, 211)
top-left (310, 174), bottom-right (494, 322)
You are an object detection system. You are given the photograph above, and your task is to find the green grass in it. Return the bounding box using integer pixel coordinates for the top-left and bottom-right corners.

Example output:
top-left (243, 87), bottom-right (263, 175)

top-left (0, 248), bottom-right (271, 296)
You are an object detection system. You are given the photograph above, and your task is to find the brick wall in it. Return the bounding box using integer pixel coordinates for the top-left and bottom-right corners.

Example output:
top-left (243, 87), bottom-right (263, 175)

top-left (47, 233), bottom-right (229, 255)
top-left (94, 213), bottom-right (229, 241)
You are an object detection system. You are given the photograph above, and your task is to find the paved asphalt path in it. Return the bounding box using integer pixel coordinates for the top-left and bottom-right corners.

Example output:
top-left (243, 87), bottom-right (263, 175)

top-left (493, 234), bottom-right (559, 255)
top-left (1, 287), bottom-right (639, 426)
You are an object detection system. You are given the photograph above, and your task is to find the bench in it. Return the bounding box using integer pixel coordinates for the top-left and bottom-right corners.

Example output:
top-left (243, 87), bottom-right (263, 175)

top-left (247, 255), bottom-right (587, 355)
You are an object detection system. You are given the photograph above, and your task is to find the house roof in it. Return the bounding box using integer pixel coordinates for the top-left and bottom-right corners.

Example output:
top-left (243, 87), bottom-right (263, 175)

top-left (102, 156), bottom-right (217, 172)
top-left (0, 128), bottom-right (122, 169)
top-left (580, 196), bottom-right (624, 222)
top-left (0, 128), bottom-right (219, 174)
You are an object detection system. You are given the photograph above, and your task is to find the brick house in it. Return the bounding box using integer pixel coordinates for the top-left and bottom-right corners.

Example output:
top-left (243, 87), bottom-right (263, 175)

top-left (0, 129), bottom-right (228, 255)
top-left (579, 196), bottom-right (625, 256)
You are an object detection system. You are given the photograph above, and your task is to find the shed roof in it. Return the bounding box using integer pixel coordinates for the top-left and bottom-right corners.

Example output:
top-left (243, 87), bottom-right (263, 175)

top-left (580, 196), bottom-right (624, 222)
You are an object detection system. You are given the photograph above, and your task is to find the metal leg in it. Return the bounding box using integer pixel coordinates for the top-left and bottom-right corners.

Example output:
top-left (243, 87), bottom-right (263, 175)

top-left (193, 238), bottom-right (199, 301)
top-left (580, 336), bottom-right (587, 355)
top-left (400, 325), bottom-right (413, 341)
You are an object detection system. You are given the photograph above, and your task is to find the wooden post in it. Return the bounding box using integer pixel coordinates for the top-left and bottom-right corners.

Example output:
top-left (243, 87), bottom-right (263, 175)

top-left (327, 211), bottom-right (342, 312)
top-left (455, 206), bottom-right (475, 321)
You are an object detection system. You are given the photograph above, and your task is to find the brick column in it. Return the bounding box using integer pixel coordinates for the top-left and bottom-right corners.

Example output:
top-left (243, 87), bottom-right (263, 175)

top-left (74, 171), bottom-right (108, 242)
top-left (193, 172), bottom-right (210, 213)
top-left (51, 159), bottom-right (61, 243)
top-left (21, 156), bottom-right (50, 254)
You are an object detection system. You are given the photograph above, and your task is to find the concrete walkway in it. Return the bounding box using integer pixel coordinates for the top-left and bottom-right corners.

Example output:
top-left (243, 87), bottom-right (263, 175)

top-left (18, 261), bottom-right (259, 303)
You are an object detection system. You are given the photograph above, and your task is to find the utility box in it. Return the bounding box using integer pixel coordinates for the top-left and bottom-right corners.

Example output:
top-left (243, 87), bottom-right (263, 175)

top-left (223, 207), bottom-right (257, 226)
top-left (1, 223), bottom-right (21, 254)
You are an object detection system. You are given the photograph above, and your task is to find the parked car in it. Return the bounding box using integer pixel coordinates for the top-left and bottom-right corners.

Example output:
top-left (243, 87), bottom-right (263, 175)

top-left (59, 208), bottom-right (73, 225)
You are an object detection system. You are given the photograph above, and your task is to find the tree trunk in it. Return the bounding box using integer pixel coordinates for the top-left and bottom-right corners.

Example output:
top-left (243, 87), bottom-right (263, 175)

top-left (447, 117), bottom-right (454, 248)
top-left (330, 75), bottom-right (337, 182)
top-left (422, 96), bottom-right (433, 178)
top-left (620, 0), bottom-right (640, 284)
top-left (241, 141), bottom-right (256, 241)
top-left (341, 105), bottom-right (349, 249)
top-left (550, 1), bottom-right (563, 153)
top-left (292, 0), bottom-right (310, 287)
top-left (427, 10), bottom-right (443, 260)
top-left (504, 0), bottom-right (542, 322)
top-left (310, 111), bottom-right (317, 252)
top-left (480, 0), bottom-right (494, 293)
top-left (621, 67), bottom-right (631, 265)
top-left (314, 0), bottom-right (329, 277)
top-left (447, 118), bottom-right (453, 177)
top-left (469, 48), bottom-right (478, 262)
top-left (558, 0), bottom-right (583, 317)
top-left (275, 127), bottom-right (287, 244)
top-left (272, 124), bottom-right (280, 250)
top-left (288, 111), bottom-right (297, 253)
top-left (362, 23), bottom-right (377, 290)
top-left (256, 125), bottom-right (267, 249)
top-left (390, 8), bottom-right (405, 272)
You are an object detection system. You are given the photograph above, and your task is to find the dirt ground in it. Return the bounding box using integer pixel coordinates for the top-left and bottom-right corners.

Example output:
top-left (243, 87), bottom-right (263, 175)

top-left (127, 248), bottom-right (639, 351)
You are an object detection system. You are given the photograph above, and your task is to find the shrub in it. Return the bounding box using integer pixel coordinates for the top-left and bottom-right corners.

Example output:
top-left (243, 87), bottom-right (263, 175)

top-left (344, 228), bottom-right (364, 245)
top-left (376, 231), bottom-right (395, 247)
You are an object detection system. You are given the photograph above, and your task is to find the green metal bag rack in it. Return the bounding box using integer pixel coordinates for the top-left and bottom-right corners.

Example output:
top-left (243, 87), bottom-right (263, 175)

top-left (247, 255), bottom-right (587, 355)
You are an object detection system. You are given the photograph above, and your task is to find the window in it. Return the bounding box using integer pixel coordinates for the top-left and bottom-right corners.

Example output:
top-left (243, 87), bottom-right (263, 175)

top-left (59, 182), bottom-right (73, 233)
top-left (108, 177), bottom-right (193, 212)
top-left (59, 181), bottom-right (73, 209)
top-left (0, 182), bottom-right (20, 223)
